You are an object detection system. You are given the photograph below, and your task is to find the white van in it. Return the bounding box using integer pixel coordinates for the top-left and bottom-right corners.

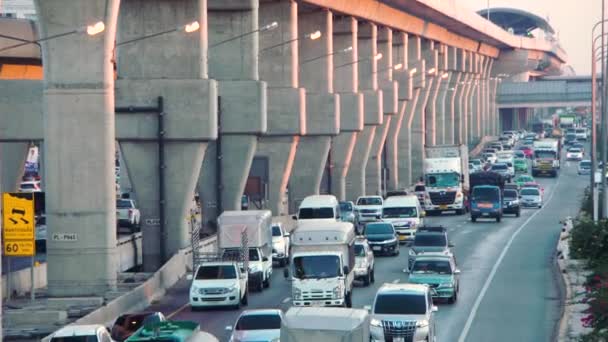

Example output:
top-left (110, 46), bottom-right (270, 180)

top-left (293, 195), bottom-right (340, 222)
top-left (381, 195), bottom-right (424, 243)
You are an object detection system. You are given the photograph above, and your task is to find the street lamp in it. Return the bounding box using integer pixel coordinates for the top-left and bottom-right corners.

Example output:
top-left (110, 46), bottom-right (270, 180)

top-left (259, 30), bottom-right (322, 54)
top-left (0, 20), bottom-right (105, 53)
top-left (116, 20), bottom-right (200, 46)
top-left (209, 21), bottom-right (278, 48)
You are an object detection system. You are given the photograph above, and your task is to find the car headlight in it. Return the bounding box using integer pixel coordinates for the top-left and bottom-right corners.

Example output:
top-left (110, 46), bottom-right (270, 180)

top-left (409, 249), bottom-right (417, 256)
top-left (386, 237), bottom-right (397, 244)
top-left (227, 284), bottom-right (238, 293)
top-left (332, 285), bottom-right (343, 298)
top-left (416, 319), bottom-right (429, 328)
top-left (293, 287), bottom-right (302, 300)
top-left (371, 318), bottom-right (382, 327)
top-left (248, 264), bottom-right (261, 273)
top-left (190, 286), bottom-right (199, 293)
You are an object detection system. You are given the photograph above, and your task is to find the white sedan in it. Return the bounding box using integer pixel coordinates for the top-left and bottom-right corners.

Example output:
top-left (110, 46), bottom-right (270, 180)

top-left (566, 148), bottom-right (584, 161)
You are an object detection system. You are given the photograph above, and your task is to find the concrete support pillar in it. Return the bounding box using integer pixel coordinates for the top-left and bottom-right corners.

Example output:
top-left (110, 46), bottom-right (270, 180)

top-left (331, 16), bottom-right (363, 200)
top-left (289, 6), bottom-right (339, 210)
top-left (425, 43), bottom-right (445, 146)
top-left (201, 0), bottom-right (267, 229)
top-left (490, 78), bottom-right (499, 136)
top-left (345, 21), bottom-right (382, 199)
top-left (366, 27), bottom-right (397, 196)
top-left (462, 51), bottom-right (474, 146)
top-left (1, 143), bottom-right (28, 191)
top-left (116, 0), bottom-right (217, 270)
top-left (35, 0), bottom-right (119, 295)
top-left (482, 59), bottom-right (493, 137)
top-left (386, 31), bottom-right (412, 190)
top-left (468, 54), bottom-right (481, 145)
top-left (453, 49), bottom-right (468, 145)
top-left (256, 0), bottom-right (302, 215)
top-left (411, 40), bottom-right (437, 182)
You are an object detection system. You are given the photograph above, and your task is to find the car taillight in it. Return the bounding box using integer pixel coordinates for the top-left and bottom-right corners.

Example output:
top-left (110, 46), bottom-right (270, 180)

top-left (128, 209), bottom-right (133, 217)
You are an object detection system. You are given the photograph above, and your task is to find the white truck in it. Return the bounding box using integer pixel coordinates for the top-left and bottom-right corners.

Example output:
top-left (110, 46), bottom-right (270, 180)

top-left (280, 307), bottom-right (370, 342)
top-left (218, 210), bottom-right (274, 292)
top-left (284, 221), bottom-right (356, 308)
top-left (355, 196), bottom-right (384, 226)
top-left (532, 139), bottom-right (560, 177)
top-left (116, 198), bottom-right (141, 229)
top-left (423, 145), bottom-right (470, 215)
top-left (271, 222), bottom-right (291, 267)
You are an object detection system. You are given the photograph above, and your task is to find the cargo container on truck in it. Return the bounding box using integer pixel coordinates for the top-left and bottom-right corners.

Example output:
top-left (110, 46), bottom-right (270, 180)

top-left (532, 139), bottom-right (560, 177)
top-left (423, 145), bottom-right (469, 215)
top-left (280, 307), bottom-right (370, 342)
top-left (284, 221), bottom-right (356, 308)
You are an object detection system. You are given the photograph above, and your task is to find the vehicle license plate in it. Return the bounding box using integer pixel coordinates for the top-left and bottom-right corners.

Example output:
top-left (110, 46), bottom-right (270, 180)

top-left (478, 203), bottom-right (492, 208)
top-left (482, 212), bottom-right (490, 216)
top-left (310, 300), bottom-right (325, 306)
top-left (439, 205), bottom-right (447, 210)
top-left (394, 338), bottom-right (405, 342)
top-left (373, 246), bottom-right (382, 251)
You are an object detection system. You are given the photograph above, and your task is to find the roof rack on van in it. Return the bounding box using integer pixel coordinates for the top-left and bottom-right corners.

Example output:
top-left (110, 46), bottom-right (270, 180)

top-left (417, 226), bottom-right (446, 233)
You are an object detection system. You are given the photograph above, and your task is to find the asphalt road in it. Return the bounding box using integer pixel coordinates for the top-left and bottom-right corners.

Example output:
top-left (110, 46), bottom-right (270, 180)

top-left (147, 152), bottom-right (586, 342)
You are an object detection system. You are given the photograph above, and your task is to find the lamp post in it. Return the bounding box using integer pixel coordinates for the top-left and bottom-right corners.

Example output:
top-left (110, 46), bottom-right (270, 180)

top-left (299, 46), bottom-right (353, 66)
top-left (334, 52), bottom-right (382, 70)
top-left (0, 21), bottom-right (105, 53)
top-left (259, 30), bottom-right (321, 54)
top-left (116, 20), bottom-right (200, 46)
top-left (209, 21), bottom-right (278, 48)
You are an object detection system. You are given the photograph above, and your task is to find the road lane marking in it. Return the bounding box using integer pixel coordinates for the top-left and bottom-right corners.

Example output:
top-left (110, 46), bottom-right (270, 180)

top-left (392, 279), bottom-right (400, 283)
top-left (457, 175), bottom-right (561, 342)
top-left (167, 302), bottom-right (190, 319)
top-left (282, 297), bottom-right (291, 303)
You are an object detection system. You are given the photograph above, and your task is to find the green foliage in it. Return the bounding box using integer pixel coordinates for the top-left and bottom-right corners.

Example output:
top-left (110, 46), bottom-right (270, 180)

top-left (569, 218), bottom-right (608, 267)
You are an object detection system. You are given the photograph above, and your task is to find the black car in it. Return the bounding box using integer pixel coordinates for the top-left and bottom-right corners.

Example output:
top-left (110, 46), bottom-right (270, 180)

top-left (502, 189), bottom-right (521, 217)
top-left (111, 312), bottom-right (166, 341)
top-left (364, 222), bottom-right (399, 256)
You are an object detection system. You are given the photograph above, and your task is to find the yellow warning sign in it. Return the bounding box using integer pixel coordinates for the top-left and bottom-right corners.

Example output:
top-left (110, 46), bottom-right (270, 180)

top-left (2, 192), bottom-right (35, 256)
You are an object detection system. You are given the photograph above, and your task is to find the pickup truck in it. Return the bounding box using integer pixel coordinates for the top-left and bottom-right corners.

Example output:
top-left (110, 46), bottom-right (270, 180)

top-left (116, 199), bottom-right (141, 229)
top-left (271, 223), bottom-right (291, 267)
top-left (188, 261), bottom-right (248, 310)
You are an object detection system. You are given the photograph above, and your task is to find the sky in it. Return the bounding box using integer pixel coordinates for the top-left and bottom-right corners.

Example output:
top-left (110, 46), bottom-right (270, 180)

top-left (460, 0), bottom-right (599, 75)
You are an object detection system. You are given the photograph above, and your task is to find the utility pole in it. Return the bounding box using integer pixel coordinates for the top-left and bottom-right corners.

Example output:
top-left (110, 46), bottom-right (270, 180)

top-left (603, 0), bottom-right (608, 218)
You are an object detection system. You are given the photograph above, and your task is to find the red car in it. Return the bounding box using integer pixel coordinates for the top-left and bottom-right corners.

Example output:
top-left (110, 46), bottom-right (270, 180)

top-left (518, 146), bottom-right (534, 159)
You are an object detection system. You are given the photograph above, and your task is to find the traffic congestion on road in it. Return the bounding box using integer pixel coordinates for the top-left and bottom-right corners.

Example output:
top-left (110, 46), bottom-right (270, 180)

top-left (59, 125), bottom-right (590, 342)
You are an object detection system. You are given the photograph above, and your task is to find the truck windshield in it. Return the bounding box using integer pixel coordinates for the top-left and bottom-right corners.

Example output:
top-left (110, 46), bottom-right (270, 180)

top-left (293, 255), bottom-right (341, 279)
top-left (374, 294), bottom-right (427, 315)
top-left (425, 172), bottom-right (460, 187)
top-left (534, 151), bottom-right (556, 159)
top-left (116, 199), bottom-right (133, 208)
top-left (298, 207), bottom-right (334, 219)
top-left (272, 226), bottom-right (282, 236)
top-left (472, 187), bottom-right (498, 202)
top-left (382, 207), bottom-right (417, 218)
top-left (412, 259), bottom-right (453, 274)
top-left (339, 202), bottom-right (353, 211)
top-left (357, 197), bottom-right (382, 205)
top-left (195, 265), bottom-right (237, 280)
top-left (366, 223), bottom-right (394, 235)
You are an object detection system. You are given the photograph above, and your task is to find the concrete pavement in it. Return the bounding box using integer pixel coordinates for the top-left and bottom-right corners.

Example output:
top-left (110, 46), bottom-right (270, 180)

top-left (143, 155), bottom-right (584, 341)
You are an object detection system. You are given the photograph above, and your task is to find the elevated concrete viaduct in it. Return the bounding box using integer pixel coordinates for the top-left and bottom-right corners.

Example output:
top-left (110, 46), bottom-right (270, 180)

top-left (0, 0), bottom-right (567, 302)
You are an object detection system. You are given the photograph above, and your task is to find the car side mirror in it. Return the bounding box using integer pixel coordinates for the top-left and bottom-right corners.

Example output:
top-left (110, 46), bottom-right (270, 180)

top-left (291, 215), bottom-right (298, 220)
top-left (225, 326), bottom-right (233, 331)
top-left (283, 268), bottom-right (289, 278)
top-left (432, 306), bottom-right (439, 313)
top-left (284, 232), bottom-right (290, 237)
top-left (403, 268), bottom-right (410, 274)
top-left (421, 211), bottom-right (426, 217)
top-left (448, 243), bottom-right (455, 248)
top-left (262, 256), bottom-right (268, 262)
top-left (343, 265), bottom-right (350, 275)
top-left (364, 305), bottom-right (372, 312)
top-left (186, 274), bottom-right (193, 281)
top-left (454, 269), bottom-right (461, 275)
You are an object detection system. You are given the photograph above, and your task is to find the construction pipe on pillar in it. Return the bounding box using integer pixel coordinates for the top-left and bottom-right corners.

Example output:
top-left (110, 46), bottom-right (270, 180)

top-left (427, 43), bottom-right (448, 146)
top-left (386, 32), bottom-right (414, 191)
top-left (116, 0), bottom-right (217, 270)
top-left (398, 35), bottom-right (425, 188)
top-left (329, 16), bottom-right (364, 200)
top-left (453, 49), bottom-right (468, 145)
top-left (462, 51), bottom-right (475, 147)
top-left (434, 45), bottom-right (455, 146)
top-left (289, 6), bottom-right (340, 211)
top-left (344, 21), bottom-right (383, 200)
top-left (256, 0), bottom-right (304, 216)
top-left (442, 46), bottom-right (460, 145)
top-left (200, 0), bottom-right (268, 231)
top-left (483, 59), bottom-right (494, 137)
top-left (366, 26), bottom-right (398, 196)
top-left (490, 77), bottom-right (500, 136)
top-left (411, 39), bottom-right (438, 183)
top-left (468, 54), bottom-right (481, 145)
top-left (35, 0), bottom-right (119, 295)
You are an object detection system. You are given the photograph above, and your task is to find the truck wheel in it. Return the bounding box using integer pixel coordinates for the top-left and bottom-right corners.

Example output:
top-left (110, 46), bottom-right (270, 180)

top-left (241, 290), bottom-right (248, 306)
top-left (370, 269), bottom-right (375, 283)
top-left (496, 215), bottom-right (501, 223)
top-left (279, 258), bottom-right (286, 267)
top-left (448, 290), bottom-right (458, 304)
top-left (345, 292), bottom-right (352, 308)
top-left (363, 272), bottom-right (370, 286)
top-left (455, 208), bottom-right (465, 215)
top-left (471, 216), bottom-right (477, 223)
top-left (254, 274), bottom-right (264, 292)
top-left (516, 209), bottom-right (521, 217)
top-left (263, 274), bottom-right (270, 288)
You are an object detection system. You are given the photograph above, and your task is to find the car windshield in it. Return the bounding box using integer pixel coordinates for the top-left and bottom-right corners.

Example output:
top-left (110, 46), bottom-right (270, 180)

top-left (580, 161), bottom-right (591, 168)
top-left (425, 172), bottom-right (460, 187)
top-left (354, 244), bottom-right (366, 256)
top-left (272, 226), bottom-right (282, 237)
top-left (521, 188), bottom-right (540, 196)
top-left (412, 259), bottom-right (453, 274)
top-left (357, 197), bottom-right (382, 205)
top-left (516, 176), bottom-right (533, 183)
top-left (414, 234), bottom-right (446, 247)
top-left (116, 200), bottom-right (133, 208)
top-left (293, 255), bottom-right (341, 279)
top-left (414, 185), bottom-right (425, 192)
top-left (20, 183), bottom-right (35, 189)
top-left (339, 202), bottom-right (353, 211)
top-left (374, 294), bottom-right (427, 315)
top-left (569, 148), bottom-right (581, 153)
top-left (471, 160), bottom-right (481, 165)
top-left (535, 151), bottom-right (556, 159)
top-left (366, 223), bottom-right (394, 235)
top-left (382, 206), bottom-right (417, 218)
top-left (576, 129), bottom-right (586, 133)
top-left (236, 314), bottom-right (281, 330)
top-left (472, 187), bottom-right (498, 202)
top-left (298, 207), bottom-right (334, 219)
top-left (503, 189), bottom-right (518, 199)
top-left (491, 164), bottom-right (507, 170)
top-left (195, 265), bottom-right (237, 280)
top-left (51, 337), bottom-right (98, 342)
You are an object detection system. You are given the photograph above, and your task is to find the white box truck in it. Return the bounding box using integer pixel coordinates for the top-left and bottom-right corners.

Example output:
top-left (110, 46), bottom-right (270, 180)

top-left (423, 145), bottom-right (470, 215)
top-left (218, 210), bottom-right (273, 292)
top-left (284, 221), bottom-right (356, 307)
top-left (280, 307), bottom-right (370, 342)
